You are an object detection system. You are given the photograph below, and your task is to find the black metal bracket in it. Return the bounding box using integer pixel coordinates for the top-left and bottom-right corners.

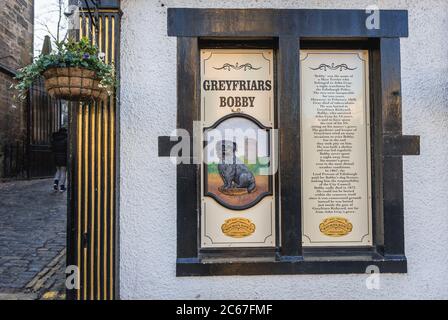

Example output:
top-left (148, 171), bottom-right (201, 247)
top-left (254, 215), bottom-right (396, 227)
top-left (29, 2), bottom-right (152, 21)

top-left (383, 134), bottom-right (420, 156)
top-left (83, 0), bottom-right (100, 29)
top-left (0, 62), bottom-right (17, 77)
top-left (158, 136), bottom-right (183, 157)
top-left (158, 134), bottom-right (421, 158)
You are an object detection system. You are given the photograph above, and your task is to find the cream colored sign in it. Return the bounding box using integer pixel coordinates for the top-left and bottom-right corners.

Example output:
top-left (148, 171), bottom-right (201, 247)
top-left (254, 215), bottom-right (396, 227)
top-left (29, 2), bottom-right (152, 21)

top-left (200, 49), bottom-right (273, 128)
top-left (200, 49), bottom-right (275, 248)
top-left (300, 50), bottom-right (372, 247)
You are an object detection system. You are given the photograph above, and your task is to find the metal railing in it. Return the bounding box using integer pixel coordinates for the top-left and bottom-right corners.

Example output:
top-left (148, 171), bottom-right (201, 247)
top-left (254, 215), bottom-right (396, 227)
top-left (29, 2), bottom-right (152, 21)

top-left (27, 78), bottom-right (65, 178)
top-left (1, 141), bottom-right (27, 179)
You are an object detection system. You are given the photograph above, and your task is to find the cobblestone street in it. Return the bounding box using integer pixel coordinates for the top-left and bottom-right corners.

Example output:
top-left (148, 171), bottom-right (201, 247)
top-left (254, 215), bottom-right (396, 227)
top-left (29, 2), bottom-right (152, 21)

top-left (0, 179), bottom-right (67, 300)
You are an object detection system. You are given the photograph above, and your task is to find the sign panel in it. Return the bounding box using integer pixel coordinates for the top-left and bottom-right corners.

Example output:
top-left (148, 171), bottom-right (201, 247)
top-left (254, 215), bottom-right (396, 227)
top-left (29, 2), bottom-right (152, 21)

top-left (300, 50), bottom-right (372, 247)
top-left (200, 49), bottom-right (275, 248)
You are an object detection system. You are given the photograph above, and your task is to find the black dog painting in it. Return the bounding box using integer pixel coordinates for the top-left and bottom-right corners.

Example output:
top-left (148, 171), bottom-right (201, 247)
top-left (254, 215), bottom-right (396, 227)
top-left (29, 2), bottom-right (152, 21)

top-left (203, 115), bottom-right (272, 210)
top-left (216, 140), bottom-right (256, 194)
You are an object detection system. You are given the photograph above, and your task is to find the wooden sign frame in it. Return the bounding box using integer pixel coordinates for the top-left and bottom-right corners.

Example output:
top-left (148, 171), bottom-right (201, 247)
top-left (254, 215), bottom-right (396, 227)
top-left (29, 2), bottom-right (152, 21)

top-left (159, 8), bottom-right (419, 276)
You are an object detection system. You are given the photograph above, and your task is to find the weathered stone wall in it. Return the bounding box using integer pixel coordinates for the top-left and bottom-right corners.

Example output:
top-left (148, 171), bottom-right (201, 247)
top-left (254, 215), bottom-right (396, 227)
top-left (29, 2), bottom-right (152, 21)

top-left (0, 0), bottom-right (34, 177)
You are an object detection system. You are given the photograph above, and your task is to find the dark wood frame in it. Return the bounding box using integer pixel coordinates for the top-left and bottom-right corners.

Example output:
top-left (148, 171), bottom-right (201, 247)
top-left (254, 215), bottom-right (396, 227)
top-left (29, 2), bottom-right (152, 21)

top-left (159, 8), bottom-right (419, 276)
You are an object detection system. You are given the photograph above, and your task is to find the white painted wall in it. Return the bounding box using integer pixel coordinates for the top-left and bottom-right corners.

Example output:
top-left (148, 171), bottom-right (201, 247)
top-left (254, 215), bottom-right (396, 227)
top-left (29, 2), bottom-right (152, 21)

top-left (119, 0), bottom-right (448, 299)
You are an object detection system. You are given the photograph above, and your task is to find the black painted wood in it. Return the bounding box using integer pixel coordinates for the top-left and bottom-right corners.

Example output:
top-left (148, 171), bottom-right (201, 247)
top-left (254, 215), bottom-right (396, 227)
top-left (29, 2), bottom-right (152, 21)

top-left (176, 37), bottom-right (200, 259)
top-left (177, 258), bottom-right (406, 276)
top-left (278, 37), bottom-right (302, 259)
top-left (199, 38), bottom-right (276, 49)
top-left (382, 156), bottom-right (405, 258)
top-left (158, 136), bottom-right (181, 157)
top-left (383, 135), bottom-right (420, 156)
top-left (71, 0), bottom-right (120, 9)
top-left (66, 102), bottom-right (78, 301)
top-left (369, 39), bottom-right (385, 252)
top-left (168, 9), bottom-right (408, 38)
top-left (380, 38), bottom-right (406, 257)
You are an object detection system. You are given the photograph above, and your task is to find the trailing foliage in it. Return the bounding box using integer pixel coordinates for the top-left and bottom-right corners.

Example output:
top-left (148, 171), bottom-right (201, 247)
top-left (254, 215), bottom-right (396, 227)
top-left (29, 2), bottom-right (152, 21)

top-left (12, 38), bottom-right (115, 100)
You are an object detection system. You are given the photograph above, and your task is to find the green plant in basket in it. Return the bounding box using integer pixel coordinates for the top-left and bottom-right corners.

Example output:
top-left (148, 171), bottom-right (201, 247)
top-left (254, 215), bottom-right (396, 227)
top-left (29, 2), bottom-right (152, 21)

top-left (12, 37), bottom-right (116, 102)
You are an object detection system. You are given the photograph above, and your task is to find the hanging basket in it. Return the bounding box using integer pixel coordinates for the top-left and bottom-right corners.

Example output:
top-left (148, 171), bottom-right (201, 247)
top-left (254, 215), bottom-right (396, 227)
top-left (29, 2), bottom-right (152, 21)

top-left (42, 67), bottom-right (109, 102)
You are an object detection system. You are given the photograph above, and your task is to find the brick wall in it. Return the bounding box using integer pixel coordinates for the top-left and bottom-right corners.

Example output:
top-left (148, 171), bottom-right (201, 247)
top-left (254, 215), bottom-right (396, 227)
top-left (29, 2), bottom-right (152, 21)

top-left (0, 0), bottom-right (34, 178)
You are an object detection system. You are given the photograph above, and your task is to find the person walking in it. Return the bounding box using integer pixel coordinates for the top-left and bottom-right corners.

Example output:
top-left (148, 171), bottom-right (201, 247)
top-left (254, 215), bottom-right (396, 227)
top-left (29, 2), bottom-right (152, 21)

top-left (51, 127), bottom-right (68, 192)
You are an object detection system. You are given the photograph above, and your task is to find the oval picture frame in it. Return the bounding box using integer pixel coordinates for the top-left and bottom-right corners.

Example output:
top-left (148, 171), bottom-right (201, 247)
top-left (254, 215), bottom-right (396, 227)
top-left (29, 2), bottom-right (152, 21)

top-left (203, 113), bottom-right (273, 211)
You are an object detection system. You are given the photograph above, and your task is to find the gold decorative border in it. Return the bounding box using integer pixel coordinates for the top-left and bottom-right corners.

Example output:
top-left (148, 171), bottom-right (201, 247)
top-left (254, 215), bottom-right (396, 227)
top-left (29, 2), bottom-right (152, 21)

top-left (319, 217), bottom-right (353, 237)
top-left (221, 218), bottom-right (256, 238)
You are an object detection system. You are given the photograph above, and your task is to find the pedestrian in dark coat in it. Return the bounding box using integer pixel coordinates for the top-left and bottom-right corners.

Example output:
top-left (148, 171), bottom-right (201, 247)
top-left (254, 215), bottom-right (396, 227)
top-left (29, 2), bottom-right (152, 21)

top-left (51, 127), bottom-right (68, 192)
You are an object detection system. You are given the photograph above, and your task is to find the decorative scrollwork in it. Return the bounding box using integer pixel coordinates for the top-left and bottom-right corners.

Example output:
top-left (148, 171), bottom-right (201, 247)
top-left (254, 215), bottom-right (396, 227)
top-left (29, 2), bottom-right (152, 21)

top-left (213, 62), bottom-right (261, 71)
top-left (310, 63), bottom-right (357, 71)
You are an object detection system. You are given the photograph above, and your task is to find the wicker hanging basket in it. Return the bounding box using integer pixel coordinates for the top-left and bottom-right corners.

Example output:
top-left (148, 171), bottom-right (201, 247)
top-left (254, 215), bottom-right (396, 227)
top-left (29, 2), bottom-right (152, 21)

top-left (42, 67), bottom-right (109, 102)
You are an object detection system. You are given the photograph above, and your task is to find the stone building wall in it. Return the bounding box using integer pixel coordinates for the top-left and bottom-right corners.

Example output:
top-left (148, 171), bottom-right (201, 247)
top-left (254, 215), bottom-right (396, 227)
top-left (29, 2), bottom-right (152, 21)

top-left (0, 0), bottom-right (34, 178)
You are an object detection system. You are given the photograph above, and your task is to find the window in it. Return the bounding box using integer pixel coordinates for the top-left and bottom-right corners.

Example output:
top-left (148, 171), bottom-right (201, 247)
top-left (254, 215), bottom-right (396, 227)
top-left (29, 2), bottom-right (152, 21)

top-left (159, 9), bottom-right (419, 276)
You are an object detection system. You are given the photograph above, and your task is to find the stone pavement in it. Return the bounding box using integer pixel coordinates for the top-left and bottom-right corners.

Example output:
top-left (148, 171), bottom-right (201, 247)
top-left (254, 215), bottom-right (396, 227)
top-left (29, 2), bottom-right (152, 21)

top-left (0, 179), bottom-right (67, 300)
